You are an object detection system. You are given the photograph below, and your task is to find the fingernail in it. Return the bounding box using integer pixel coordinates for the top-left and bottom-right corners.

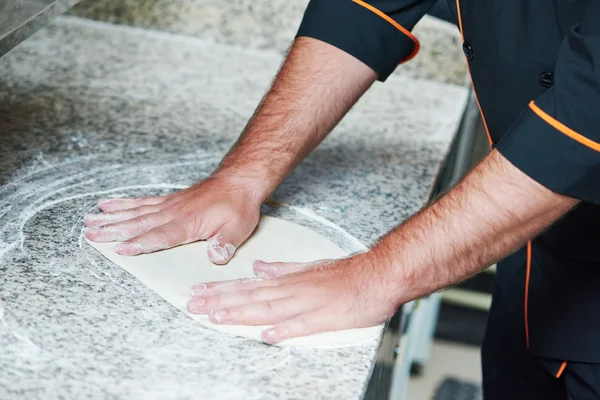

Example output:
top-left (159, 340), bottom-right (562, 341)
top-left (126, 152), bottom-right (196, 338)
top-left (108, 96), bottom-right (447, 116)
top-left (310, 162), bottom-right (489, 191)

top-left (210, 309), bottom-right (228, 322)
top-left (98, 198), bottom-right (112, 205)
top-left (208, 243), bottom-right (236, 265)
top-left (187, 298), bottom-right (206, 313)
top-left (191, 283), bottom-right (207, 294)
top-left (85, 229), bottom-right (101, 242)
top-left (85, 228), bottom-right (100, 237)
top-left (115, 243), bottom-right (127, 253)
top-left (194, 298), bottom-right (206, 306)
top-left (115, 242), bottom-right (139, 255)
top-left (263, 329), bottom-right (278, 341)
top-left (83, 215), bottom-right (102, 227)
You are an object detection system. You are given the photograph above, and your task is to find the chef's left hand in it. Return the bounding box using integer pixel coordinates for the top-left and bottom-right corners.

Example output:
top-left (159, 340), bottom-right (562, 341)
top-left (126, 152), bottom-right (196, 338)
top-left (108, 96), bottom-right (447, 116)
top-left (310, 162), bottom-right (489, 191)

top-left (186, 254), bottom-right (399, 343)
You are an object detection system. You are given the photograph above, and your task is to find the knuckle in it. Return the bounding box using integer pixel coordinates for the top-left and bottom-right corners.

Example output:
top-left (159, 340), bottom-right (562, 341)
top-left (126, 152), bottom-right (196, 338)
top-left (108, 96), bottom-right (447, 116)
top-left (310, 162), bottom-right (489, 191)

top-left (134, 212), bottom-right (153, 225)
top-left (152, 224), bottom-right (169, 235)
top-left (141, 213), bottom-right (161, 226)
top-left (294, 315), bottom-right (310, 330)
top-left (264, 300), bottom-right (276, 314)
top-left (182, 212), bottom-right (203, 236)
top-left (207, 295), bottom-right (222, 308)
top-left (140, 205), bottom-right (160, 215)
top-left (162, 220), bottom-right (181, 234)
top-left (248, 290), bottom-right (261, 302)
top-left (237, 279), bottom-right (251, 291)
top-left (250, 287), bottom-right (269, 302)
top-left (153, 225), bottom-right (179, 244)
top-left (111, 210), bottom-right (127, 219)
top-left (130, 206), bottom-right (143, 216)
top-left (234, 306), bottom-right (249, 320)
top-left (212, 281), bottom-right (233, 294)
top-left (161, 196), bottom-right (177, 208)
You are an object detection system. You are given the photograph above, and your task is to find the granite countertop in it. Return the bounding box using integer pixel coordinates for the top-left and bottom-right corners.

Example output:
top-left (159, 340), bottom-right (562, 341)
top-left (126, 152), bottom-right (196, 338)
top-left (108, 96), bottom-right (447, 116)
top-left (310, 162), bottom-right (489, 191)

top-left (69, 0), bottom-right (468, 86)
top-left (0, 17), bottom-right (467, 399)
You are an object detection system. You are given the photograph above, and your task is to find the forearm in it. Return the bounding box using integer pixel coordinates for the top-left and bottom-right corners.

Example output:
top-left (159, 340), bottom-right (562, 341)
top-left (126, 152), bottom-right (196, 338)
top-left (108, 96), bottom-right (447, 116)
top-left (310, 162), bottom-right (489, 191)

top-left (370, 150), bottom-right (579, 305)
top-left (214, 37), bottom-right (377, 202)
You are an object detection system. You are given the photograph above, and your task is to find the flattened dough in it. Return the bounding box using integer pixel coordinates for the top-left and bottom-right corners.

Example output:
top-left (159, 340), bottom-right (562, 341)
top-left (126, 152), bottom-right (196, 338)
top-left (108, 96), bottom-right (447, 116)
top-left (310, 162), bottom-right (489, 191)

top-left (85, 216), bottom-right (383, 348)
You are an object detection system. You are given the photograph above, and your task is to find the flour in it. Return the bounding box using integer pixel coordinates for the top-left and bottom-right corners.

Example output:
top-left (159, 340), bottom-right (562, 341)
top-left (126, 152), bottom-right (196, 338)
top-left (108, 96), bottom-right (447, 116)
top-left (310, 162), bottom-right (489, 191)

top-left (0, 303), bottom-right (39, 351)
top-left (0, 205), bottom-right (12, 220)
top-left (207, 235), bottom-right (237, 264)
top-left (16, 183), bottom-right (188, 252)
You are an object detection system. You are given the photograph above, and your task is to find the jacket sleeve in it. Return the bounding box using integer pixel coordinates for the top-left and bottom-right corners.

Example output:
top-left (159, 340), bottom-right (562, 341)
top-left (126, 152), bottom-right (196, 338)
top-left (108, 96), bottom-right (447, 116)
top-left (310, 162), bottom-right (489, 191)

top-left (495, 2), bottom-right (600, 203)
top-left (296, 0), bottom-right (438, 81)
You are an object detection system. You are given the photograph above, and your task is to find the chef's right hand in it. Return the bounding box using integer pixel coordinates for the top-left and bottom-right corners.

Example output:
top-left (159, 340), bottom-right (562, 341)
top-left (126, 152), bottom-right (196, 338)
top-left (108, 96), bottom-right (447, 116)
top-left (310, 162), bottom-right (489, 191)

top-left (83, 175), bottom-right (262, 265)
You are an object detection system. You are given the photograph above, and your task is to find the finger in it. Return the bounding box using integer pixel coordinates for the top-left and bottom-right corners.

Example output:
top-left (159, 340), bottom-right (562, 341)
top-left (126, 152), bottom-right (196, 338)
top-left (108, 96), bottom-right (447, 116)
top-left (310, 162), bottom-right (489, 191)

top-left (253, 260), bottom-right (325, 279)
top-left (206, 220), bottom-right (256, 265)
top-left (187, 286), bottom-right (286, 314)
top-left (85, 212), bottom-right (171, 243)
top-left (114, 221), bottom-right (189, 255)
top-left (84, 205), bottom-right (161, 228)
top-left (205, 297), bottom-right (301, 326)
top-left (193, 277), bottom-right (279, 297)
top-left (96, 196), bottom-right (164, 213)
top-left (262, 308), bottom-right (342, 344)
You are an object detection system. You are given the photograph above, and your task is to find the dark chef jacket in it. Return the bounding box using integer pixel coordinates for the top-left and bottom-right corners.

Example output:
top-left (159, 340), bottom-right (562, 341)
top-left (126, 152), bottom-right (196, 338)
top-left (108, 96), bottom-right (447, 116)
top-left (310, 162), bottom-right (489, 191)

top-left (297, 0), bottom-right (600, 363)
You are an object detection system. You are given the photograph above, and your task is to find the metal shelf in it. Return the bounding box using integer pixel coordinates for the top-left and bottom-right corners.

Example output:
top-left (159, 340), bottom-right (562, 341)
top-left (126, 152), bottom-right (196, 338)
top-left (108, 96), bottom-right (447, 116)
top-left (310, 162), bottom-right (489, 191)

top-left (0, 0), bottom-right (79, 58)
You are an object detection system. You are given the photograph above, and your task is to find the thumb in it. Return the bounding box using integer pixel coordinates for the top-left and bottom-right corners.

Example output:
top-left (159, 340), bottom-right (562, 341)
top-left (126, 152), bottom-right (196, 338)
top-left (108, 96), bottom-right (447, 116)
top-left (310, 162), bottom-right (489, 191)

top-left (206, 221), bottom-right (253, 265)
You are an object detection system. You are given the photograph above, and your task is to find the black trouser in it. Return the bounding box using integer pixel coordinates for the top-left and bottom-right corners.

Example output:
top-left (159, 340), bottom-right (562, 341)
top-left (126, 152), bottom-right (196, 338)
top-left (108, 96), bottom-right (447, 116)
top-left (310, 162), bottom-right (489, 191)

top-left (482, 282), bottom-right (600, 399)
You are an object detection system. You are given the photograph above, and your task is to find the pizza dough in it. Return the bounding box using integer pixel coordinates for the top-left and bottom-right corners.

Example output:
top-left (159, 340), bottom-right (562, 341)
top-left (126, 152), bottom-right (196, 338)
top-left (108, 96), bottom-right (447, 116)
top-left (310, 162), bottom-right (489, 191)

top-left (85, 216), bottom-right (383, 348)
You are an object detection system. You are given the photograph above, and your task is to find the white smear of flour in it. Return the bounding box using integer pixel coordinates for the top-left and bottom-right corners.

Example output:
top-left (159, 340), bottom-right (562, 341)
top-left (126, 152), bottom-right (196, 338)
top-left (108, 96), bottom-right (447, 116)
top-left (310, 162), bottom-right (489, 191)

top-left (16, 183), bottom-right (188, 252)
top-left (0, 241), bottom-right (18, 260)
top-left (0, 303), bottom-right (39, 352)
top-left (0, 205), bottom-right (12, 220)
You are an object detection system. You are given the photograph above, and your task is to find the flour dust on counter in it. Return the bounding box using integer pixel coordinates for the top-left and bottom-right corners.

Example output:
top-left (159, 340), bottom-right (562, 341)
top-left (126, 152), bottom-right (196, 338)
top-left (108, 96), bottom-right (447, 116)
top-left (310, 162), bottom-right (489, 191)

top-left (0, 15), bottom-right (467, 399)
top-left (0, 154), bottom-right (378, 398)
top-left (85, 215), bottom-right (384, 348)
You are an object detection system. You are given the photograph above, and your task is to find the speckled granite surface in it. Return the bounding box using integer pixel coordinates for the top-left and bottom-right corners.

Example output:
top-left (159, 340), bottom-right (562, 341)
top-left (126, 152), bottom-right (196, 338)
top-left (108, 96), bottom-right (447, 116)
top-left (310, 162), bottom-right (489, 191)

top-left (0, 17), bottom-right (467, 399)
top-left (69, 0), bottom-right (468, 86)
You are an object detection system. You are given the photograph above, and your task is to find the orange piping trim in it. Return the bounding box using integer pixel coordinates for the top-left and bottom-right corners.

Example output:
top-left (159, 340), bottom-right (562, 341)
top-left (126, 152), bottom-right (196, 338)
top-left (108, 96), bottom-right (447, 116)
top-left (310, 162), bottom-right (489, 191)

top-left (455, 0), bottom-right (464, 34)
top-left (556, 361), bottom-right (567, 378)
top-left (351, 0), bottom-right (420, 63)
top-left (529, 101), bottom-right (600, 152)
top-left (455, 0), bottom-right (493, 147)
top-left (525, 241), bottom-right (532, 349)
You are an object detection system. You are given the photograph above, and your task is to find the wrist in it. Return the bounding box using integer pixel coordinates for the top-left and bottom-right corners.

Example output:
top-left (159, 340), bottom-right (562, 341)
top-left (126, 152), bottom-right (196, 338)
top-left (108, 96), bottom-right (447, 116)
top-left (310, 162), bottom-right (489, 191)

top-left (210, 168), bottom-right (274, 205)
top-left (366, 233), bottom-right (430, 306)
top-left (351, 246), bottom-right (408, 309)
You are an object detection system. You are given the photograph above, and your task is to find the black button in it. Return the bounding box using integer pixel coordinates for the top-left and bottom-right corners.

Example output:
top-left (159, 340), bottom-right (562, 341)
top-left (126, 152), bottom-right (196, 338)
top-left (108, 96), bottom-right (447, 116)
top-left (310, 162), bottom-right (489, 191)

top-left (462, 42), bottom-right (473, 61)
top-left (539, 72), bottom-right (555, 88)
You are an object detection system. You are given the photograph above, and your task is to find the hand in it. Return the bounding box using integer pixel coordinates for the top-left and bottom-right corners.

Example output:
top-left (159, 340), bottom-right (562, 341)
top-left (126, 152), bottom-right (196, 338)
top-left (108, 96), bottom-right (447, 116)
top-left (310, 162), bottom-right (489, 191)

top-left (186, 255), bottom-right (398, 343)
top-left (84, 176), bottom-right (262, 264)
